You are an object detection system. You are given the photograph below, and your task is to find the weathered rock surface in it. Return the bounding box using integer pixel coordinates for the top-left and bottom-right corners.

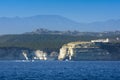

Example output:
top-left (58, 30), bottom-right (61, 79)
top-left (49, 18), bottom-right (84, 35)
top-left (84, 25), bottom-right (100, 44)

top-left (0, 47), bottom-right (48, 60)
top-left (0, 47), bottom-right (32, 60)
top-left (58, 41), bottom-right (119, 61)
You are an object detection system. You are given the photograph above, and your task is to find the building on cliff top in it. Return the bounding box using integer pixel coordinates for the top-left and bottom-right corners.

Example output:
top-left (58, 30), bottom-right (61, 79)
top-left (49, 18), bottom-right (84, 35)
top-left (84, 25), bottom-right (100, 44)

top-left (91, 38), bottom-right (109, 43)
top-left (58, 40), bottom-right (110, 61)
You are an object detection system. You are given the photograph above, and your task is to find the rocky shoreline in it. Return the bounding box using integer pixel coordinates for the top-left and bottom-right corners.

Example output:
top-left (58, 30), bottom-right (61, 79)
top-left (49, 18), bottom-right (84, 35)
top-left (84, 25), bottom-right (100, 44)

top-left (0, 40), bottom-right (120, 61)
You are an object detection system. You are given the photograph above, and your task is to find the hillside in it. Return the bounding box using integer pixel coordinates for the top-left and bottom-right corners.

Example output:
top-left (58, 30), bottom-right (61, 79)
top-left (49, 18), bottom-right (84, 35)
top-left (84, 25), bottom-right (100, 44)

top-left (0, 32), bottom-right (119, 60)
top-left (0, 34), bottom-right (93, 53)
top-left (0, 32), bottom-right (120, 53)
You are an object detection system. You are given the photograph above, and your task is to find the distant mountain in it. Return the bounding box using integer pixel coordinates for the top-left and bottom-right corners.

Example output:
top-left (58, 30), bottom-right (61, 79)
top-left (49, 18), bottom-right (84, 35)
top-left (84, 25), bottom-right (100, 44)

top-left (0, 15), bottom-right (81, 34)
top-left (0, 15), bottom-right (120, 34)
top-left (85, 19), bottom-right (120, 32)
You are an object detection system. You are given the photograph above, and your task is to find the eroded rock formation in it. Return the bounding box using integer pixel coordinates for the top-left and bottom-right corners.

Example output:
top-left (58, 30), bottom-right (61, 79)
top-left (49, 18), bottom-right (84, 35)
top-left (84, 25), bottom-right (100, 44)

top-left (0, 47), bottom-right (48, 60)
top-left (58, 41), bottom-right (111, 60)
top-left (34, 50), bottom-right (47, 60)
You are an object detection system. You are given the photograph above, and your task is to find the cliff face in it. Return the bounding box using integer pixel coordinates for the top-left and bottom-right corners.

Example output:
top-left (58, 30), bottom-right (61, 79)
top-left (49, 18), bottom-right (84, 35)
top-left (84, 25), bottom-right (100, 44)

top-left (58, 42), bottom-right (80, 60)
top-left (0, 42), bottom-right (120, 61)
top-left (58, 42), bottom-right (113, 61)
top-left (0, 47), bottom-right (31, 60)
top-left (0, 47), bottom-right (48, 60)
top-left (34, 50), bottom-right (47, 60)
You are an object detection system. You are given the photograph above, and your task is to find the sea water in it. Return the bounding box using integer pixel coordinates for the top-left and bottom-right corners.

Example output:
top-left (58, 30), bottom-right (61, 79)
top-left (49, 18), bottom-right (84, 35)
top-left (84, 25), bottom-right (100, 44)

top-left (0, 61), bottom-right (120, 80)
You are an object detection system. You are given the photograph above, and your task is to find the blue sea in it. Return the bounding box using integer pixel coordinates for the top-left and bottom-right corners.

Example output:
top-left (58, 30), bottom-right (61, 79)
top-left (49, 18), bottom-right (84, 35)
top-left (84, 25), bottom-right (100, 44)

top-left (0, 61), bottom-right (120, 80)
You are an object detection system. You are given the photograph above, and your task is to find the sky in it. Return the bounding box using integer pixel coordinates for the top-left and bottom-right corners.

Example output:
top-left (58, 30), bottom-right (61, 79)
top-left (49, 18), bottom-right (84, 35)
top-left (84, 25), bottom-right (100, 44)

top-left (0, 0), bottom-right (120, 22)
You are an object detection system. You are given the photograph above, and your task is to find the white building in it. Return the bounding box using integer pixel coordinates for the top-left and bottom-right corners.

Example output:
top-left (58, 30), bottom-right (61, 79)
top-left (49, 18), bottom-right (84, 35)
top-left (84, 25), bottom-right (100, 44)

top-left (91, 38), bottom-right (109, 43)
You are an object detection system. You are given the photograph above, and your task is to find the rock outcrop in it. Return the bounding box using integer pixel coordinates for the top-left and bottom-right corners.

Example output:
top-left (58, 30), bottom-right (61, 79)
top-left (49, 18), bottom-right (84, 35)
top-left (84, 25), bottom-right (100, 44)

top-left (0, 47), bottom-right (48, 60)
top-left (34, 50), bottom-right (47, 60)
top-left (58, 41), bottom-right (111, 60)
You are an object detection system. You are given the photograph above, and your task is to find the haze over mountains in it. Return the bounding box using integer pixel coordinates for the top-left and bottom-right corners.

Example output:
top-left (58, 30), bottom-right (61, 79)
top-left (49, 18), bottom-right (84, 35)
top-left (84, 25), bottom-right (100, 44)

top-left (0, 15), bottom-right (120, 34)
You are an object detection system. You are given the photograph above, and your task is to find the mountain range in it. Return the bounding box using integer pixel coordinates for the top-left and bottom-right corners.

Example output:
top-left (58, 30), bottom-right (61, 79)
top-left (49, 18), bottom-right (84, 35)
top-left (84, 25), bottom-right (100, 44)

top-left (0, 15), bottom-right (120, 34)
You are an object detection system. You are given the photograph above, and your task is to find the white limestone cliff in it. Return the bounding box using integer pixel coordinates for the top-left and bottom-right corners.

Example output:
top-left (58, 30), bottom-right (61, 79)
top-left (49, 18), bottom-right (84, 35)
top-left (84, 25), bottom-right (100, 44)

top-left (34, 50), bottom-right (47, 60)
top-left (22, 50), bottom-right (48, 60)
top-left (58, 41), bottom-right (97, 60)
top-left (58, 41), bottom-right (112, 61)
top-left (58, 42), bottom-right (83, 60)
top-left (22, 50), bottom-right (29, 60)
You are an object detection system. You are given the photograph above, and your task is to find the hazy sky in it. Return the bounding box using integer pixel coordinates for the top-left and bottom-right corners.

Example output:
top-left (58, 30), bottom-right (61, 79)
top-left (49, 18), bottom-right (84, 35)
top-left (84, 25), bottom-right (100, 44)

top-left (0, 0), bottom-right (120, 22)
